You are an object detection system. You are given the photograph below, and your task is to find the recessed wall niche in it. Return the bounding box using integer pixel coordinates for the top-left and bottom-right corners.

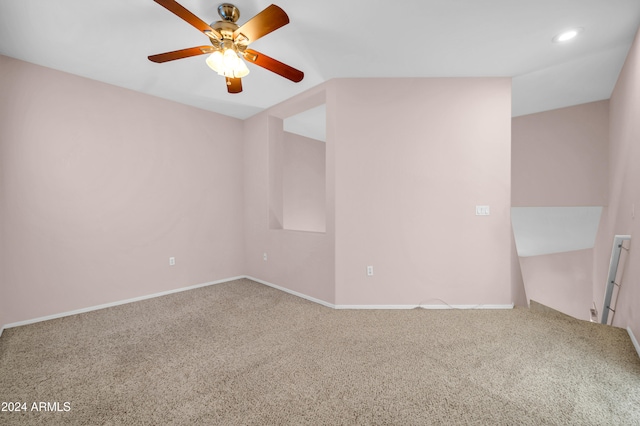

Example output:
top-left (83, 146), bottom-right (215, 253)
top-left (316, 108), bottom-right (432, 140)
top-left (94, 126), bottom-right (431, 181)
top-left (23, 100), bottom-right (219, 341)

top-left (269, 103), bottom-right (326, 233)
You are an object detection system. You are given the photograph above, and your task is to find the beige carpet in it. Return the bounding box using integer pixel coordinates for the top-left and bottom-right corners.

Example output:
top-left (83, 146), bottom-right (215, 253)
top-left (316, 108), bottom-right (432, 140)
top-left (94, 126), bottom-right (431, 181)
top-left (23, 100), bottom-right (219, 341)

top-left (1, 278), bottom-right (639, 425)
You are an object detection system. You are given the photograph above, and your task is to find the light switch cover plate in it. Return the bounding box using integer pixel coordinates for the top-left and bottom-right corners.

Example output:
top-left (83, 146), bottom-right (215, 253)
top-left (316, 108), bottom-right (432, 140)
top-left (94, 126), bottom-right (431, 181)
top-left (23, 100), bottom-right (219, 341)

top-left (476, 205), bottom-right (490, 216)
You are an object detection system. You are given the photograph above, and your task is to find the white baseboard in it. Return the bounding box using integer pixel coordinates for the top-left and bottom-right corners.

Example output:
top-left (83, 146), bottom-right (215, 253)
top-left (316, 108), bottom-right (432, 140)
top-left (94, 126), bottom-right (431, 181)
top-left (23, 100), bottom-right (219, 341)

top-left (1, 276), bottom-right (244, 332)
top-left (628, 327), bottom-right (640, 359)
top-left (245, 276), bottom-right (336, 309)
top-left (335, 305), bottom-right (419, 310)
top-left (0, 276), bottom-right (514, 335)
top-left (335, 304), bottom-right (514, 310)
top-left (422, 303), bottom-right (514, 310)
top-left (244, 276), bottom-right (514, 311)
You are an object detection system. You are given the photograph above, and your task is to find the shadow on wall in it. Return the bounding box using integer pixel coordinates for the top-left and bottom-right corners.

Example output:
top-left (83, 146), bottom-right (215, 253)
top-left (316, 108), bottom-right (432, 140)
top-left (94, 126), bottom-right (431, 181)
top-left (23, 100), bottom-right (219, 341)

top-left (512, 206), bottom-right (602, 321)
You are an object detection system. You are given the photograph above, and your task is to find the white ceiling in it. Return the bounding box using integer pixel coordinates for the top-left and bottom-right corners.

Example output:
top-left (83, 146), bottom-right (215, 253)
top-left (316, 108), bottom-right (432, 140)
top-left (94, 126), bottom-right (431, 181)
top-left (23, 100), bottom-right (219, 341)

top-left (1, 0), bottom-right (639, 120)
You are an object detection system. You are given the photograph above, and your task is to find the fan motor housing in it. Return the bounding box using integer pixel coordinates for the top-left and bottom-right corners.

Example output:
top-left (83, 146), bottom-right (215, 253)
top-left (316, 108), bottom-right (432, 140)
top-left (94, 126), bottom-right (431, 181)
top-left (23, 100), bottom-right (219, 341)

top-left (210, 20), bottom-right (239, 38)
top-left (209, 20), bottom-right (244, 52)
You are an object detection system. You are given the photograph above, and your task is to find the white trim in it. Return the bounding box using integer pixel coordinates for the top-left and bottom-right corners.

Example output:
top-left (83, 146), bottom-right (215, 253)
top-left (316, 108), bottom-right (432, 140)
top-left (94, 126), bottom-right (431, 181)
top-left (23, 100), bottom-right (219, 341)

top-left (335, 305), bottom-right (419, 310)
top-left (628, 327), bottom-right (640, 359)
top-left (420, 304), bottom-right (514, 310)
top-left (244, 276), bottom-right (514, 311)
top-left (1, 276), bottom-right (244, 331)
top-left (0, 275), bottom-right (514, 334)
top-left (335, 304), bottom-right (515, 310)
top-left (245, 276), bottom-right (336, 309)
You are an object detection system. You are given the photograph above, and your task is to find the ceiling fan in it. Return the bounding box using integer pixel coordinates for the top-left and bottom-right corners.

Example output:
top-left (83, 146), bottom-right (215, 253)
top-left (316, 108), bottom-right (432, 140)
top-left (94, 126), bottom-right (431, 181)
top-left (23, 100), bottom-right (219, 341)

top-left (148, 0), bottom-right (304, 93)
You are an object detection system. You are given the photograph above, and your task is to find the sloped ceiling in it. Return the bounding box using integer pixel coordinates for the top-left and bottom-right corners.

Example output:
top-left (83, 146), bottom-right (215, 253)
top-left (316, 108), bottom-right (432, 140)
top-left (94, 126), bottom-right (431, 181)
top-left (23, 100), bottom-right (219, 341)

top-left (1, 0), bottom-right (639, 119)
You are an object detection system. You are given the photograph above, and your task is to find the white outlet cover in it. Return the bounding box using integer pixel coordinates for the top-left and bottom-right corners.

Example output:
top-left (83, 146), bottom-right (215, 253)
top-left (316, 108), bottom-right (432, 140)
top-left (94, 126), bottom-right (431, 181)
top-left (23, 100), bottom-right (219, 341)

top-left (476, 205), bottom-right (490, 215)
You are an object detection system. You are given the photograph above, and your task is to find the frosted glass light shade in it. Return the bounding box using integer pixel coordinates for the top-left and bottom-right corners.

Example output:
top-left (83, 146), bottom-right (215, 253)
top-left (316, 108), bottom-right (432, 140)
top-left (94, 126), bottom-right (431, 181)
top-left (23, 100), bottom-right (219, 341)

top-left (206, 49), bottom-right (249, 78)
top-left (205, 51), bottom-right (224, 73)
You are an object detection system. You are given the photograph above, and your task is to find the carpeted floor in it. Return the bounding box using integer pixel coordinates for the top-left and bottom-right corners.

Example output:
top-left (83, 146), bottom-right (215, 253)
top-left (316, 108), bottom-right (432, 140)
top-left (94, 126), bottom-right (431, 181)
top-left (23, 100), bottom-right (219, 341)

top-left (1, 278), bottom-right (639, 425)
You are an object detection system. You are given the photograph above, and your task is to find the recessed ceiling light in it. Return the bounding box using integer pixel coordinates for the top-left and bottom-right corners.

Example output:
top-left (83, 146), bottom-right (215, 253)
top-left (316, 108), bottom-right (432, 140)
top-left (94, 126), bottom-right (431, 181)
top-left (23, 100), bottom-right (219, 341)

top-left (553, 28), bottom-right (583, 43)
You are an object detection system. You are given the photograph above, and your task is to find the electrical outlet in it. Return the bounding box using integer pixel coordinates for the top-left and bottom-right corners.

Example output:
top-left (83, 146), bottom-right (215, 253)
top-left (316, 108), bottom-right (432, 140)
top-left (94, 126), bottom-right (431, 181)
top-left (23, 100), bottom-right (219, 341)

top-left (169, 257), bottom-right (175, 266)
top-left (367, 266), bottom-right (374, 276)
top-left (263, 253), bottom-right (268, 261)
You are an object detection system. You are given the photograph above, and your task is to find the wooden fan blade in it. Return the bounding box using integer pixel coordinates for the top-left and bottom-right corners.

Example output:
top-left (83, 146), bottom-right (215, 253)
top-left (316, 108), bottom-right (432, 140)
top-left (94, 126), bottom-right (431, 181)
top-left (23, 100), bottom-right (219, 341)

top-left (226, 77), bottom-right (243, 93)
top-left (233, 4), bottom-right (289, 44)
top-left (153, 0), bottom-right (222, 40)
top-left (148, 46), bottom-right (214, 63)
top-left (243, 49), bottom-right (304, 83)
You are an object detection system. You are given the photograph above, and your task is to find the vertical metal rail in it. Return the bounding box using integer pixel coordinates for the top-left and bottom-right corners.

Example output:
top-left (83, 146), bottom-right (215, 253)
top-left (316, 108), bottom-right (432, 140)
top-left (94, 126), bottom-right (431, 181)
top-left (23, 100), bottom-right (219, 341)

top-left (601, 235), bottom-right (631, 325)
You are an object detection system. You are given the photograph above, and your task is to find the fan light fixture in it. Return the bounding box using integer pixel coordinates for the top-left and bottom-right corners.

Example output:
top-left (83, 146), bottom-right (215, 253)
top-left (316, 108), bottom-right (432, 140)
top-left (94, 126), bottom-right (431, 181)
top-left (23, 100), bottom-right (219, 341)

top-left (206, 48), bottom-right (250, 78)
top-left (553, 28), bottom-right (583, 43)
top-left (148, 1), bottom-right (303, 93)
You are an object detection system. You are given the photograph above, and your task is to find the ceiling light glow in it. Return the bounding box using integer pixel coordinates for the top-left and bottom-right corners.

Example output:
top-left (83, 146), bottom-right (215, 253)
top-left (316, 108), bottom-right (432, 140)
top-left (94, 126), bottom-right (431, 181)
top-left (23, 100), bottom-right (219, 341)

top-left (206, 49), bottom-right (250, 78)
top-left (557, 30), bottom-right (578, 42)
top-left (553, 28), bottom-right (583, 43)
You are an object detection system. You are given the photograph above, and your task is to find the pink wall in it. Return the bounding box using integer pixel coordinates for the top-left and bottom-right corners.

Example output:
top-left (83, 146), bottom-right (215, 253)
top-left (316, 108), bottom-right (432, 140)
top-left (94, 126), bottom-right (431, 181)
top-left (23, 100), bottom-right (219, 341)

top-left (512, 100), bottom-right (609, 207)
top-left (594, 28), bottom-right (640, 337)
top-left (333, 78), bottom-right (512, 306)
top-left (511, 234), bottom-right (527, 307)
top-left (0, 125), bottom-right (6, 329)
top-left (268, 116), bottom-right (285, 230)
top-left (511, 100), bottom-right (609, 317)
top-left (245, 78), bottom-right (512, 307)
top-left (243, 84), bottom-right (336, 304)
top-left (282, 132), bottom-right (326, 233)
top-left (519, 249), bottom-right (594, 320)
top-left (4, 46), bottom-right (632, 331)
top-left (12, 49), bottom-right (631, 326)
top-left (0, 55), bottom-right (245, 326)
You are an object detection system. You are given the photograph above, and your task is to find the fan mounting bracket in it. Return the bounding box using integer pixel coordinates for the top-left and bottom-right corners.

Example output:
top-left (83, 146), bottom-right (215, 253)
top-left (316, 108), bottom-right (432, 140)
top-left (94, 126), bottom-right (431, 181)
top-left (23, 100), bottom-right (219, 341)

top-left (218, 3), bottom-right (240, 23)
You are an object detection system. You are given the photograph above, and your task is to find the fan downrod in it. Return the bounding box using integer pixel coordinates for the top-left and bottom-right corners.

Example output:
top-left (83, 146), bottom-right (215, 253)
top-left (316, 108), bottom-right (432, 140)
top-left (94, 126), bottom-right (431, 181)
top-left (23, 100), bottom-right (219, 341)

top-left (218, 3), bottom-right (240, 23)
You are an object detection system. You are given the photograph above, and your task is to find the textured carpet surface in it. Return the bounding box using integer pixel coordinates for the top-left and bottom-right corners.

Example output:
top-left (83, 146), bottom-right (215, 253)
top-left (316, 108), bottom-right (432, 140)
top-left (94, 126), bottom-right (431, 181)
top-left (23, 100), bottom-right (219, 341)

top-left (1, 278), bottom-right (639, 425)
